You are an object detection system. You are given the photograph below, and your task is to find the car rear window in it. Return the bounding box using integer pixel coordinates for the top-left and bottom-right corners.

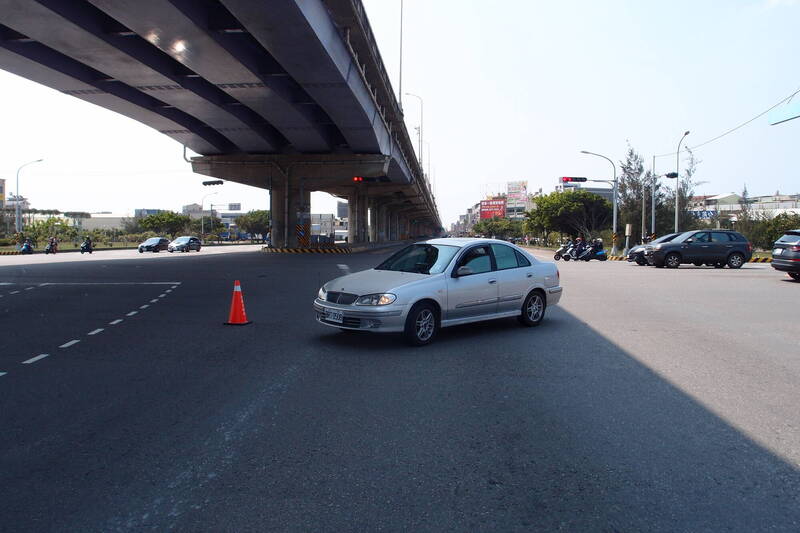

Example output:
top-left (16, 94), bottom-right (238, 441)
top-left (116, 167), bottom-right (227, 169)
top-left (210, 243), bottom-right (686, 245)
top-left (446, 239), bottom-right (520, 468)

top-left (777, 233), bottom-right (800, 244)
top-left (515, 250), bottom-right (531, 267)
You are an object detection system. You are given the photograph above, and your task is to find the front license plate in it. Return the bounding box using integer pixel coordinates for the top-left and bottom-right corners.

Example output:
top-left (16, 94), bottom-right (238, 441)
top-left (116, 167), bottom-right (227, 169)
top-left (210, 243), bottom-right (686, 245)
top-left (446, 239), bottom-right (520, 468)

top-left (774, 248), bottom-right (783, 256)
top-left (325, 309), bottom-right (344, 323)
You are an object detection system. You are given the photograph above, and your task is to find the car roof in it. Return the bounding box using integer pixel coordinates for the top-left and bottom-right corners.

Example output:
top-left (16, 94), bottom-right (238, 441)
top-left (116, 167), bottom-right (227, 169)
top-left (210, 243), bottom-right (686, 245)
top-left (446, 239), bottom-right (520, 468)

top-left (421, 237), bottom-right (519, 248)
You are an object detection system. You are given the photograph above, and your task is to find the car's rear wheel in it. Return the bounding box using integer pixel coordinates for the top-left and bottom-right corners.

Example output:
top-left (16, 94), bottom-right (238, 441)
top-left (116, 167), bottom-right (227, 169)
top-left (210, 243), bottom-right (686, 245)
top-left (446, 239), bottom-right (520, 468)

top-left (788, 272), bottom-right (800, 281)
top-left (404, 302), bottom-right (438, 346)
top-left (665, 253), bottom-right (681, 268)
top-left (138, 249), bottom-right (143, 253)
top-left (518, 290), bottom-right (546, 327)
top-left (727, 253), bottom-right (745, 269)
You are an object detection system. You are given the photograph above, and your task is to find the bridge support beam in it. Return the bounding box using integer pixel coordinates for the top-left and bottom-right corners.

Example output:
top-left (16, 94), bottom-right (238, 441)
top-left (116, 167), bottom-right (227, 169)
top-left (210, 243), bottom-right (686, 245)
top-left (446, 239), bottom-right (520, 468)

top-left (270, 175), bottom-right (310, 248)
top-left (347, 191), bottom-right (369, 244)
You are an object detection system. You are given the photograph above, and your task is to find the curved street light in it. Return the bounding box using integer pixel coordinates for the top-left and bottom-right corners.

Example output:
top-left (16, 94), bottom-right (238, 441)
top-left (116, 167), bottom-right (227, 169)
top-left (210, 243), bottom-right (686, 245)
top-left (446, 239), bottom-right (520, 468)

top-left (15, 158), bottom-right (44, 232)
top-left (405, 92), bottom-right (424, 169)
top-left (580, 150), bottom-right (619, 255)
top-left (674, 131), bottom-right (691, 233)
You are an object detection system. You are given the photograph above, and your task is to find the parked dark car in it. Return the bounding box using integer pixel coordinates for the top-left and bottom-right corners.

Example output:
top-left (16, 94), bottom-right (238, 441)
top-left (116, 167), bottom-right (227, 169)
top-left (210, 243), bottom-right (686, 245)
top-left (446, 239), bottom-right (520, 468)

top-left (168, 236), bottom-right (201, 252)
top-left (627, 233), bottom-right (681, 265)
top-left (138, 237), bottom-right (170, 253)
top-left (645, 230), bottom-right (752, 269)
top-left (771, 229), bottom-right (800, 281)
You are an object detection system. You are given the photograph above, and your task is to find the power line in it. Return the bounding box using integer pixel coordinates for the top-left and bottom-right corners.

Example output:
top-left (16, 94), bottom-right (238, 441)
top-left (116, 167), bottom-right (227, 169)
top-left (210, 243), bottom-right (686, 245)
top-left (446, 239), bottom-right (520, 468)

top-left (655, 84), bottom-right (800, 158)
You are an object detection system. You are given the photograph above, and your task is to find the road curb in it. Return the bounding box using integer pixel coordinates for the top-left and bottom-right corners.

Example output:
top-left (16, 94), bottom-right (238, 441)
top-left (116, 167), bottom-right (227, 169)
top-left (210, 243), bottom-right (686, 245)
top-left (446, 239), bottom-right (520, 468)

top-left (262, 247), bottom-right (352, 254)
top-left (609, 256), bottom-right (773, 263)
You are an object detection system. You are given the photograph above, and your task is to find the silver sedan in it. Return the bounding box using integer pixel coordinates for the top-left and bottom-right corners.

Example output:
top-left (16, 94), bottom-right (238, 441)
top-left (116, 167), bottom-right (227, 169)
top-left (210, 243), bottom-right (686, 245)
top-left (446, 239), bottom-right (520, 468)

top-left (313, 238), bottom-right (563, 345)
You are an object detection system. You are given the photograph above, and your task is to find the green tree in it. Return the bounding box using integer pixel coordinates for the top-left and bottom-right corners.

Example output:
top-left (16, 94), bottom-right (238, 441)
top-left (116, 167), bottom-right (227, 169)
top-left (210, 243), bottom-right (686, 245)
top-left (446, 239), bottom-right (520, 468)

top-left (527, 189), bottom-right (612, 238)
top-left (235, 210), bottom-right (271, 240)
top-left (139, 211), bottom-right (191, 237)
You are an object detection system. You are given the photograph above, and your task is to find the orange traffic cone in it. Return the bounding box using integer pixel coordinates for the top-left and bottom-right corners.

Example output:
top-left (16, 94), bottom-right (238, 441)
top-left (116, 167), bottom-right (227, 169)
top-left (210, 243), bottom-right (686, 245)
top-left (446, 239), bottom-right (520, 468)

top-left (224, 280), bottom-right (252, 325)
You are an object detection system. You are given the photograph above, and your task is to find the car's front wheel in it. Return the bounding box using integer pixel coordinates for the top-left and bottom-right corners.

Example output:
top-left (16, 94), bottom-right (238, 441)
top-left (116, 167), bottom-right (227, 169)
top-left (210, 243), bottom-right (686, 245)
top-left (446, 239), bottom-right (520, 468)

top-left (727, 252), bottom-right (745, 269)
top-left (404, 302), bottom-right (438, 346)
top-left (788, 272), bottom-right (800, 281)
top-left (665, 253), bottom-right (681, 268)
top-left (518, 290), bottom-right (546, 327)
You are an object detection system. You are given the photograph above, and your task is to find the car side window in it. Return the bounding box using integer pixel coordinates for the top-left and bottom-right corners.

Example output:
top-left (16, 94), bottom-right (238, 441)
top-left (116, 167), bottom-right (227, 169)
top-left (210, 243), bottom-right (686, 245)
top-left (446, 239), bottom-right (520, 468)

top-left (515, 250), bottom-right (532, 267)
top-left (491, 244), bottom-right (518, 270)
top-left (693, 232), bottom-right (711, 243)
top-left (457, 246), bottom-right (493, 275)
top-left (711, 232), bottom-right (731, 243)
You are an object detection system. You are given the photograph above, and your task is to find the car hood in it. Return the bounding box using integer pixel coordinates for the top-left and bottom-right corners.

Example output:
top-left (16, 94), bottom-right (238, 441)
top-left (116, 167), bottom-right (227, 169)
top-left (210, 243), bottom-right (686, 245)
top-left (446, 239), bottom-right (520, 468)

top-left (323, 269), bottom-right (430, 296)
top-left (629, 246), bottom-right (644, 254)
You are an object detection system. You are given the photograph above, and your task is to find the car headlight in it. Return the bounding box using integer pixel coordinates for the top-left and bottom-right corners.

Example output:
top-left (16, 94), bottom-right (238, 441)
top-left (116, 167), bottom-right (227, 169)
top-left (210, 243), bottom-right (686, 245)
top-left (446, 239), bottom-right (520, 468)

top-left (355, 293), bottom-right (396, 306)
top-left (318, 286), bottom-right (327, 300)
top-left (653, 244), bottom-right (663, 250)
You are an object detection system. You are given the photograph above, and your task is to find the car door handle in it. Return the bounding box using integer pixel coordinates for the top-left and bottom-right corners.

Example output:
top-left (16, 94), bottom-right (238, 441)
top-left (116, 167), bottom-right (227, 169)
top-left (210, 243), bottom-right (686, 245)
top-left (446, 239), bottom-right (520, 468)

top-left (526, 273), bottom-right (533, 278)
top-left (488, 279), bottom-right (497, 284)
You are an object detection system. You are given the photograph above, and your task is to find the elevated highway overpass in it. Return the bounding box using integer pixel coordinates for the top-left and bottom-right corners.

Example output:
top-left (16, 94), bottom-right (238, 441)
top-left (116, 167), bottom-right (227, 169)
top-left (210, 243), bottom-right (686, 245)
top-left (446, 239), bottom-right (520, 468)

top-left (0, 0), bottom-right (441, 246)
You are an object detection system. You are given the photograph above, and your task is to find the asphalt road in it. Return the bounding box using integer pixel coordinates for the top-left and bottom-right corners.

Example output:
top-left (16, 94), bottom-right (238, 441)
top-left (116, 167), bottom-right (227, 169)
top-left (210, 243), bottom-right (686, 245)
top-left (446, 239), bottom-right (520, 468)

top-left (1, 246), bottom-right (799, 532)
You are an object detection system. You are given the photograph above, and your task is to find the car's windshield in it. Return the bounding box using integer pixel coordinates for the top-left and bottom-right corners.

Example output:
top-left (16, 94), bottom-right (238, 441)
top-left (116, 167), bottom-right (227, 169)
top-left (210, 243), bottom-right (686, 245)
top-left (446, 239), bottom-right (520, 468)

top-left (375, 244), bottom-right (459, 274)
top-left (174, 237), bottom-right (189, 243)
top-left (653, 233), bottom-right (680, 244)
top-left (144, 238), bottom-right (160, 244)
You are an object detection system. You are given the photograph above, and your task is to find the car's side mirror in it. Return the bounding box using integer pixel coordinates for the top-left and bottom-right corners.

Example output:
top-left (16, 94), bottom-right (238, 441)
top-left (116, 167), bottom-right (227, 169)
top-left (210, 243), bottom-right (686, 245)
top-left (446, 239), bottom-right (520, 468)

top-left (685, 238), bottom-right (693, 243)
top-left (455, 266), bottom-right (474, 277)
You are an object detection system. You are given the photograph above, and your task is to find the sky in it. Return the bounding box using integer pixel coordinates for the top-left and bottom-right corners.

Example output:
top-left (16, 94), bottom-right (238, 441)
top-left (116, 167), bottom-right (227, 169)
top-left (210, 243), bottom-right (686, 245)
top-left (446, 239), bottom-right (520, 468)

top-left (1, 0), bottom-right (799, 226)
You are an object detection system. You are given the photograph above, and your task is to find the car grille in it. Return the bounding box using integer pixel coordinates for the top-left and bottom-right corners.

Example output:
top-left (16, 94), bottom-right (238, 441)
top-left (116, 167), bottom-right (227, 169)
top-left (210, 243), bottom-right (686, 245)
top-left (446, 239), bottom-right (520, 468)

top-left (326, 291), bottom-right (358, 305)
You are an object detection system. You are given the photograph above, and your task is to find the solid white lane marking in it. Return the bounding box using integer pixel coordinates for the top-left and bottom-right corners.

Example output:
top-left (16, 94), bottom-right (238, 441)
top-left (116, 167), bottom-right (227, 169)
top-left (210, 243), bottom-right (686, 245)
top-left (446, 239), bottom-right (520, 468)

top-left (126, 311), bottom-right (138, 316)
top-left (24, 287), bottom-right (34, 291)
top-left (158, 294), bottom-right (166, 298)
top-left (59, 340), bottom-right (80, 349)
top-left (150, 299), bottom-right (158, 303)
top-left (140, 304), bottom-right (149, 309)
top-left (88, 328), bottom-right (104, 336)
top-left (109, 319), bottom-right (123, 325)
top-left (22, 354), bottom-right (50, 364)
top-left (10, 291), bottom-right (20, 294)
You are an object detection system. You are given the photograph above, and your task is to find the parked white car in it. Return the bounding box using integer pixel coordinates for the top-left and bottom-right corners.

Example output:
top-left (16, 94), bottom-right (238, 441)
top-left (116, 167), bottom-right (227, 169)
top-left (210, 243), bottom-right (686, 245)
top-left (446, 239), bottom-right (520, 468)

top-left (313, 238), bottom-right (562, 345)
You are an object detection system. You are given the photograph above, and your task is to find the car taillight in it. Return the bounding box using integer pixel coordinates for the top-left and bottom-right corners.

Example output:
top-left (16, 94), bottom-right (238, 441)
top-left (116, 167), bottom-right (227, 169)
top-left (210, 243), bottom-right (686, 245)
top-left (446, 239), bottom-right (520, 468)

top-left (790, 245), bottom-right (800, 252)
top-left (747, 242), bottom-right (752, 252)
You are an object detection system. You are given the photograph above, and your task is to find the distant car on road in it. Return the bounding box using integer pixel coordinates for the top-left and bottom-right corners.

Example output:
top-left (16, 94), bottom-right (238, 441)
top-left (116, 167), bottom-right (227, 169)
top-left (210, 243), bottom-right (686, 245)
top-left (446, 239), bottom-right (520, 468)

top-left (645, 230), bottom-right (752, 269)
top-left (627, 233), bottom-right (681, 265)
top-left (138, 237), bottom-right (169, 253)
top-left (168, 236), bottom-right (201, 253)
top-left (771, 229), bottom-right (800, 281)
top-left (313, 238), bottom-right (562, 346)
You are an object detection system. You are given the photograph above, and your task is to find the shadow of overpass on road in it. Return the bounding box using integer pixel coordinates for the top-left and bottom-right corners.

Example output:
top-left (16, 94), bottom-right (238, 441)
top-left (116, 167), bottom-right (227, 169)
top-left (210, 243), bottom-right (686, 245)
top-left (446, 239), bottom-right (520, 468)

top-left (311, 305), bottom-right (800, 530)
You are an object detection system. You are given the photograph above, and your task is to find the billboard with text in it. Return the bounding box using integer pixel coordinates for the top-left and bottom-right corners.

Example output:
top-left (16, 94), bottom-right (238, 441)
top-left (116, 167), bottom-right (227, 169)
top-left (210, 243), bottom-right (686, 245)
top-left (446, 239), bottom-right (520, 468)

top-left (480, 198), bottom-right (507, 219)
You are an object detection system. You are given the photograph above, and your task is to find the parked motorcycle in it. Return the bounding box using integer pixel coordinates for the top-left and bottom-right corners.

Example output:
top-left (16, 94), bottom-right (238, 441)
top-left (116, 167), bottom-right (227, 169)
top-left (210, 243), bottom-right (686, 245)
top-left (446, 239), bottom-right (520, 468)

top-left (578, 240), bottom-right (608, 261)
top-left (553, 242), bottom-right (571, 261)
top-left (561, 243), bottom-right (580, 261)
top-left (44, 242), bottom-right (56, 254)
top-left (20, 240), bottom-right (33, 254)
top-left (80, 241), bottom-right (93, 254)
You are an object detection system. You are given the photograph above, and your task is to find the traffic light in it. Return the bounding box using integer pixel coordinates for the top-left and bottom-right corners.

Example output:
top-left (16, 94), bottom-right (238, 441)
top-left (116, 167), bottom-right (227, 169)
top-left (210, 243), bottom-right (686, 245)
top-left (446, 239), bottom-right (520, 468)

top-left (352, 176), bottom-right (364, 182)
top-left (561, 177), bottom-right (587, 183)
top-left (202, 180), bottom-right (224, 186)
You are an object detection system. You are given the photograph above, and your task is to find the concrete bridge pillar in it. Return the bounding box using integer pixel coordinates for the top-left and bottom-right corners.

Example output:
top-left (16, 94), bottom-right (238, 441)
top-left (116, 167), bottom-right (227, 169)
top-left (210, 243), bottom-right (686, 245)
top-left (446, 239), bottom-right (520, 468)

top-left (269, 176), bottom-right (310, 248)
top-left (347, 191), bottom-right (369, 244)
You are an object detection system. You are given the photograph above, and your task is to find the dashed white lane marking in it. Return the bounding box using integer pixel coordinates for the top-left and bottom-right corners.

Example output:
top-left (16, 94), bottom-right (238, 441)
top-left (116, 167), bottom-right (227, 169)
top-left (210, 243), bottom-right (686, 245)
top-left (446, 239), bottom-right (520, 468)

top-left (24, 287), bottom-right (34, 291)
top-left (109, 319), bottom-right (123, 325)
top-left (171, 285), bottom-right (178, 289)
top-left (59, 340), bottom-right (80, 349)
top-left (140, 304), bottom-right (149, 309)
top-left (22, 354), bottom-right (49, 364)
top-left (126, 311), bottom-right (138, 317)
top-left (337, 264), bottom-right (351, 273)
top-left (165, 289), bottom-right (172, 293)
top-left (0, 372), bottom-right (6, 377)
top-left (10, 291), bottom-right (20, 294)
top-left (88, 328), bottom-right (104, 336)
top-left (150, 299), bottom-right (158, 303)
top-left (158, 294), bottom-right (167, 298)
top-left (38, 282), bottom-right (181, 286)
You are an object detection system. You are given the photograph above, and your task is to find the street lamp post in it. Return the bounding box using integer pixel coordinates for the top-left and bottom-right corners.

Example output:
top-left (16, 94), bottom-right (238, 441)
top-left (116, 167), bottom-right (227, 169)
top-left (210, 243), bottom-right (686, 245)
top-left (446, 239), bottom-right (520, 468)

top-left (674, 130), bottom-right (690, 233)
top-left (200, 192), bottom-right (218, 240)
top-left (405, 92), bottom-right (423, 168)
top-left (580, 150), bottom-right (618, 255)
top-left (15, 158), bottom-right (44, 232)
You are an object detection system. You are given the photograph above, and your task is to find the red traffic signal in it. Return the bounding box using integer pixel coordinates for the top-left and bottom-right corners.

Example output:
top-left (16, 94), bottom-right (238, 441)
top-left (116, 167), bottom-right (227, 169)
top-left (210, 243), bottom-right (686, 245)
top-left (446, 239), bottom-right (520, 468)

top-left (352, 176), bottom-right (364, 182)
top-left (561, 176), bottom-right (587, 183)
